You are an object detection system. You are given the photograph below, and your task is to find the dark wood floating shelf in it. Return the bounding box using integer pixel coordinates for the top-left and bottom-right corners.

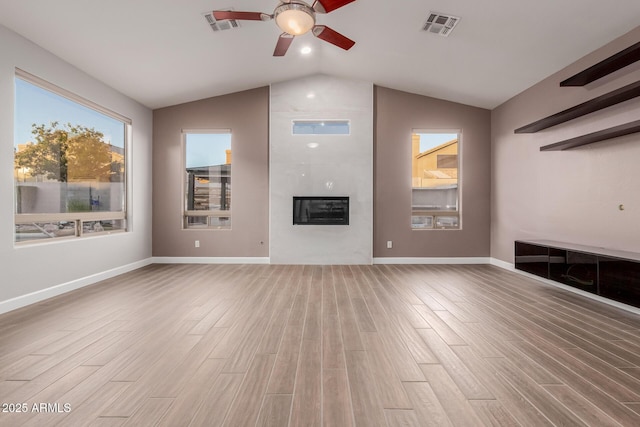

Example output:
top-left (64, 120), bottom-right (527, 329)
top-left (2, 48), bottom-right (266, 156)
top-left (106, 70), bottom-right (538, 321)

top-left (515, 80), bottom-right (640, 133)
top-left (560, 41), bottom-right (640, 87)
top-left (540, 119), bottom-right (640, 151)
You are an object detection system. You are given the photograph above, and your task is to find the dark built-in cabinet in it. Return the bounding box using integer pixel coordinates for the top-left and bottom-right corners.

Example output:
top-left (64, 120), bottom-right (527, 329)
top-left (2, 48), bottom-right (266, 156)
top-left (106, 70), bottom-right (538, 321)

top-left (515, 240), bottom-right (640, 308)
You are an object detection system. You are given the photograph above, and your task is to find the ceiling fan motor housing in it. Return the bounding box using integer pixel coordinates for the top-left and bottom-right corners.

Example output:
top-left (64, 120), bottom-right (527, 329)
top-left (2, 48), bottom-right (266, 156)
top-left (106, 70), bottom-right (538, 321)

top-left (274, 1), bottom-right (316, 35)
top-left (211, 0), bottom-right (356, 56)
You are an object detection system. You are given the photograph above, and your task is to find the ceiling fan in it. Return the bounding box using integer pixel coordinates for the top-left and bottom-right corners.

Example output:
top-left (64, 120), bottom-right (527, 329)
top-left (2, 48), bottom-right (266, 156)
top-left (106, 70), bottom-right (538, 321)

top-left (212, 0), bottom-right (357, 56)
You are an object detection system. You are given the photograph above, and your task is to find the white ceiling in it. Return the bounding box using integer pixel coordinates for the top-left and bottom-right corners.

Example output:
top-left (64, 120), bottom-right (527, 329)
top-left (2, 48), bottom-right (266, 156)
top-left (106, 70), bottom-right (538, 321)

top-left (1, 0), bottom-right (640, 110)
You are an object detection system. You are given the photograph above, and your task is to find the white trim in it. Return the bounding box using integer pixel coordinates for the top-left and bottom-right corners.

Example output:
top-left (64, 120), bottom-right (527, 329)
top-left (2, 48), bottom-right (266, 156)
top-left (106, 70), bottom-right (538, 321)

top-left (489, 257), bottom-right (515, 271)
top-left (5, 255), bottom-right (639, 317)
top-left (152, 257), bottom-right (271, 265)
top-left (181, 128), bottom-right (231, 134)
top-left (0, 258), bottom-right (153, 316)
top-left (269, 260), bottom-right (373, 266)
top-left (489, 257), bottom-right (640, 316)
top-left (373, 257), bottom-right (490, 265)
top-left (412, 128), bottom-right (461, 135)
top-left (16, 68), bottom-right (132, 124)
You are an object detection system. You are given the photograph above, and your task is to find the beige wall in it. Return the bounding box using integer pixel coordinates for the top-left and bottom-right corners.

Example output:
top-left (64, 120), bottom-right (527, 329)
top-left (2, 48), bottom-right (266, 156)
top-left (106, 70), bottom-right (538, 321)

top-left (1, 24), bottom-right (153, 311)
top-left (491, 27), bottom-right (640, 263)
top-left (152, 87), bottom-right (269, 257)
top-left (374, 86), bottom-right (491, 258)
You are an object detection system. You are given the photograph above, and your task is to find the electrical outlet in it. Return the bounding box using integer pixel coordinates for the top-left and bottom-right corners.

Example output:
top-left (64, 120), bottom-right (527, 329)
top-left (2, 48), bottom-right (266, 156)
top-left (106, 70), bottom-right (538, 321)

top-left (195, 240), bottom-right (200, 248)
top-left (387, 240), bottom-right (393, 249)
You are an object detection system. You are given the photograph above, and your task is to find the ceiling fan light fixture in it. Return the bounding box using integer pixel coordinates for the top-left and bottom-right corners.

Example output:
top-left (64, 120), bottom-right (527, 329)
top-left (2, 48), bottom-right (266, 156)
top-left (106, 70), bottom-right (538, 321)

top-left (274, 2), bottom-right (316, 35)
top-left (211, 0), bottom-right (356, 56)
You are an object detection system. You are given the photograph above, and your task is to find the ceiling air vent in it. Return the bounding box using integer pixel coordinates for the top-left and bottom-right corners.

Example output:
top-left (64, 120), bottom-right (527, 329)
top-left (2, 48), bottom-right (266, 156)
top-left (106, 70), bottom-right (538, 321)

top-left (203, 11), bottom-right (240, 32)
top-left (422, 12), bottom-right (460, 37)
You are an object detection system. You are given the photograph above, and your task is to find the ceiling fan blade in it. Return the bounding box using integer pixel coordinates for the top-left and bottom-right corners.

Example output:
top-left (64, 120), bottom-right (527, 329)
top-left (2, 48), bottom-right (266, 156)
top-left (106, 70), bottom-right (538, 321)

top-left (274, 33), bottom-right (295, 56)
top-left (312, 25), bottom-right (355, 50)
top-left (212, 11), bottom-right (272, 21)
top-left (312, 0), bottom-right (356, 14)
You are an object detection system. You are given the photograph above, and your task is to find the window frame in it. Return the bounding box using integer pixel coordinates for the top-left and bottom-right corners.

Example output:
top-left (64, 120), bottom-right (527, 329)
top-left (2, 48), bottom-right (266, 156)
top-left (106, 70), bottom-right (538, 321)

top-left (13, 69), bottom-right (131, 245)
top-left (410, 128), bottom-right (462, 231)
top-left (181, 129), bottom-right (232, 230)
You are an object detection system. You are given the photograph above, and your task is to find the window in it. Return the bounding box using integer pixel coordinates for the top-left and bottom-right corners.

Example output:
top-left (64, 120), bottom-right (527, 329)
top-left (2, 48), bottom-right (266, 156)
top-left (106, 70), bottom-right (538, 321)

top-left (411, 131), bottom-right (460, 229)
top-left (292, 120), bottom-right (350, 135)
top-left (183, 131), bottom-right (231, 229)
top-left (14, 70), bottom-right (129, 243)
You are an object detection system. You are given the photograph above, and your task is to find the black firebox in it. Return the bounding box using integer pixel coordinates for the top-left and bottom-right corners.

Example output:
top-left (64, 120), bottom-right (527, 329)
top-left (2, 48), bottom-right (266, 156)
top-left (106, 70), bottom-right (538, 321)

top-left (293, 196), bottom-right (349, 225)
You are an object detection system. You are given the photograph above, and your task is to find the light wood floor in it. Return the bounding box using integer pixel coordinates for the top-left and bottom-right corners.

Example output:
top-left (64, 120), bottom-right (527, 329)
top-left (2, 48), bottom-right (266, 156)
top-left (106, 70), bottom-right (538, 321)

top-left (1, 264), bottom-right (640, 426)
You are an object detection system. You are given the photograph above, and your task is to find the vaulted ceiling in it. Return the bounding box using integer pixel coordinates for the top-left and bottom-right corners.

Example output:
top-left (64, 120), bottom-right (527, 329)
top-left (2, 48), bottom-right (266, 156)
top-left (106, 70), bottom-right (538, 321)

top-left (1, 0), bottom-right (640, 110)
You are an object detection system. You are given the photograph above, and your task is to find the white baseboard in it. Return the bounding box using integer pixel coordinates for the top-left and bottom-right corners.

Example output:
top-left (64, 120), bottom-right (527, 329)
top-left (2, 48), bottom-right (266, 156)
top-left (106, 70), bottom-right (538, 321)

top-left (0, 258), bottom-right (153, 316)
top-left (489, 257), bottom-right (515, 270)
top-left (152, 256), bottom-right (271, 265)
top-left (8, 255), bottom-right (637, 317)
top-left (373, 257), bottom-right (491, 265)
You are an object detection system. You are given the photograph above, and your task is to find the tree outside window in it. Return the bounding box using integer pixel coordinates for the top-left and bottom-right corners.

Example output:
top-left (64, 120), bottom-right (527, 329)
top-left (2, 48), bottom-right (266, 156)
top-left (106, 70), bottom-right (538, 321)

top-left (14, 71), bottom-right (128, 242)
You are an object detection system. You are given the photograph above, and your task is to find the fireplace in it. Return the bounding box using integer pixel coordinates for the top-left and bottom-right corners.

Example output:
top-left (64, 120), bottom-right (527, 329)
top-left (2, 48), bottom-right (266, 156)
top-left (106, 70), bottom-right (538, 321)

top-left (293, 196), bottom-right (349, 225)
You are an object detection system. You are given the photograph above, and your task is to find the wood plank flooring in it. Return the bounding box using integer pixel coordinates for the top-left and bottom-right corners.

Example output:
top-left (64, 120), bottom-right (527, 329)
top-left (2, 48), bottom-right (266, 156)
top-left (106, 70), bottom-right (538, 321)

top-left (1, 264), bottom-right (640, 426)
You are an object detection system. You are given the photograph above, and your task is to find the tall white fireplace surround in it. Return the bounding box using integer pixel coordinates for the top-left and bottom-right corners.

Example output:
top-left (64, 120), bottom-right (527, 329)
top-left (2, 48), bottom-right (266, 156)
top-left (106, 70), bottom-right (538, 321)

top-left (269, 75), bottom-right (373, 264)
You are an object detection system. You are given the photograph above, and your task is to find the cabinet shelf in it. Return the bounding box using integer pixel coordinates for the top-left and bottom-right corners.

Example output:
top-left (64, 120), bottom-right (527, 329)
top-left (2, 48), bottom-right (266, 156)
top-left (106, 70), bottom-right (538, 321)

top-left (515, 240), bottom-right (640, 309)
top-left (540, 119), bottom-right (640, 151)
top-left (560, 41), bottom-right (640, 87)
top-left (514, 80), bottom-right (640, 133)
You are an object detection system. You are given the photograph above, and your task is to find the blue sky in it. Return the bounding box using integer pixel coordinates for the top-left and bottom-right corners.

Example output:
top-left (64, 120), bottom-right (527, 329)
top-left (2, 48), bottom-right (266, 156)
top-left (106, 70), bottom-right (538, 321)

top-left (419, 133), bottom-right (458, 153)
top-left (185, 133), bottom-right (231, 168)
top-left (15, 78), bottom-right (230, 168)
top-left (14, 78), bottom-right (125, 148)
